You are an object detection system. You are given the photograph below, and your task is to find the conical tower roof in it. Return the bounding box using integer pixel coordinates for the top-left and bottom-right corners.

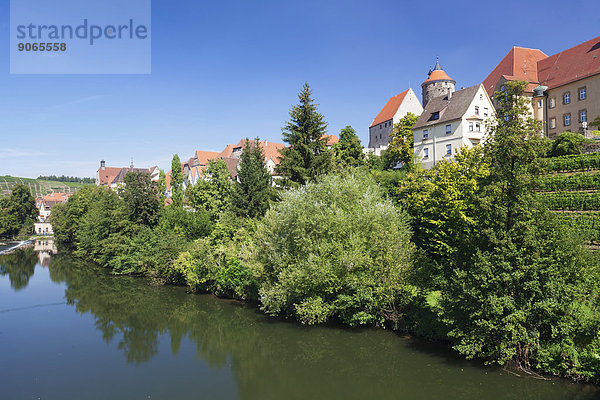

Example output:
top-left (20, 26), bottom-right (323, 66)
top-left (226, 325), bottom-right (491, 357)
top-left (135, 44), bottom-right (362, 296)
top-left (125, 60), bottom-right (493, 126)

top-left (422, 57), bottom-right (454, 84)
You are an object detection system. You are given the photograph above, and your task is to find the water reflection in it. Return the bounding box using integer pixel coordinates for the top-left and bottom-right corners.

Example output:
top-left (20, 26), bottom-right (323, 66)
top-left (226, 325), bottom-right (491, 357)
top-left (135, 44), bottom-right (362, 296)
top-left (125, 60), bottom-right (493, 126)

top-left (34, 239), bottom-right (58, 266)
top-left (40, 254), bottom-right (600, 400)
top-left (0, 248), bottom-right (37, 290)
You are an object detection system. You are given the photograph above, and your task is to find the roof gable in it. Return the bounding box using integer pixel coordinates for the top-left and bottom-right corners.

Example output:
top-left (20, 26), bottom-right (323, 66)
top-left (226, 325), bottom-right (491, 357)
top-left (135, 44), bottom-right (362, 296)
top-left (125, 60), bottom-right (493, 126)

top-left (538, 35), bottom-right (600, 89)
top-left (413, 85), bottom-right (482, 129)
top-left (370, 89), bottom-right (410, 127)
top-left (482, 47), bottom-right (548, 96)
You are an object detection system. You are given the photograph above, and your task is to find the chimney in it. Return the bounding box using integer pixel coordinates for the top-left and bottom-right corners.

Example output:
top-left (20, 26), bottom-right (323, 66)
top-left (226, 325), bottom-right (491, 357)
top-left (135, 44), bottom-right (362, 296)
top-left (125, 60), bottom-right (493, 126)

top-left (100, 160), bottom-right (105, 170)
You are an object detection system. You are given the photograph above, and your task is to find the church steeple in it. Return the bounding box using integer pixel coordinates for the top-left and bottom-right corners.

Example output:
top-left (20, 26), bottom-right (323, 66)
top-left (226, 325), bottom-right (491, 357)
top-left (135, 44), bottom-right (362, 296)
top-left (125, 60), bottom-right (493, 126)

top-left (421, 57), bottom-right (456, 107)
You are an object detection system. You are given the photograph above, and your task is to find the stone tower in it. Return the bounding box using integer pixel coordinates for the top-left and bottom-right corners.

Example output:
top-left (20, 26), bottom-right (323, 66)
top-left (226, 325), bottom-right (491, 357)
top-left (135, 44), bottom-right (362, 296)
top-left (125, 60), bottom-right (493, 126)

top-left (421, 58), bottom-right (456, 107)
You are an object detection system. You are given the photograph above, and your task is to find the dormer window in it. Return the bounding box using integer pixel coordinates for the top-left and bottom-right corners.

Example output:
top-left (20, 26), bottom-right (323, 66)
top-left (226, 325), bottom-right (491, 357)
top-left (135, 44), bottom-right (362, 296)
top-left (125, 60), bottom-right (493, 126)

top-left (431, 112), bottom-right (440, 120)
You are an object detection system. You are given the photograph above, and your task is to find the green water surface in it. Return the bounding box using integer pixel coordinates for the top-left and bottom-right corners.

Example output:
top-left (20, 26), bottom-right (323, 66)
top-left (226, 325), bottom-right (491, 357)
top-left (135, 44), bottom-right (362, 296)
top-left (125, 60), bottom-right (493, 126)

top-left (1, 248), bottom-right (599, 400)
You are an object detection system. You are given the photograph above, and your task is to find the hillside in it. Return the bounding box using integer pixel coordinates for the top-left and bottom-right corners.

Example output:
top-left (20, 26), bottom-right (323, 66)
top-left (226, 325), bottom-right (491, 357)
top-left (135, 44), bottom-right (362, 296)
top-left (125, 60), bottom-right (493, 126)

top-left (536, 153), bottom-right (600, 245)
top-left (0, 175), bottom-right (92, 198)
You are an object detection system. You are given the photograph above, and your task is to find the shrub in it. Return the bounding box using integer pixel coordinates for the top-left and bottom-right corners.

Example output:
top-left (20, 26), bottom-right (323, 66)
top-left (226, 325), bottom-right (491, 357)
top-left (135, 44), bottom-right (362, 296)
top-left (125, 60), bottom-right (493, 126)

top-left (255, 171), bottom-right (414, 326)
top-left (550, 132), bottom-right (587, 157)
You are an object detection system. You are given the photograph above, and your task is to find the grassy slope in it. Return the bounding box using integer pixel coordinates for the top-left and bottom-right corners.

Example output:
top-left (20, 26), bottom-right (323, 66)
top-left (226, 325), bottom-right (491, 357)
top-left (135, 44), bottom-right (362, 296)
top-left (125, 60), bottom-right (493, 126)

top-left (0, 175), bottom-right (92, 198)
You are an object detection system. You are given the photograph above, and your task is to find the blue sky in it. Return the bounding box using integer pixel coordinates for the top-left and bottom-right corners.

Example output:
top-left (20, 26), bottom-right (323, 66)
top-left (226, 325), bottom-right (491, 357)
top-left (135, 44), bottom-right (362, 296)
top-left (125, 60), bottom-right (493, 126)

top-left (1, 0), bottom-right (599, 178)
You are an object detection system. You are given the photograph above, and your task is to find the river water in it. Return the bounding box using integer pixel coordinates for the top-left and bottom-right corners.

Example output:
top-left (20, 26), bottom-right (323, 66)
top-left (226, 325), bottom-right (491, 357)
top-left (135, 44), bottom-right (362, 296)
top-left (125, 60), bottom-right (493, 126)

top-left (1, 246), bottom-right (599, 400)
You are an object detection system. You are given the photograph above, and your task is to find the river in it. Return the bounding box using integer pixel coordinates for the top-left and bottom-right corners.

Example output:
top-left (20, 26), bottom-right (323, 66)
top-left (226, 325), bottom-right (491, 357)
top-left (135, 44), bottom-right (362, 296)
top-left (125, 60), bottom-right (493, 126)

top-left (1, 245), bottom-right (599, 400)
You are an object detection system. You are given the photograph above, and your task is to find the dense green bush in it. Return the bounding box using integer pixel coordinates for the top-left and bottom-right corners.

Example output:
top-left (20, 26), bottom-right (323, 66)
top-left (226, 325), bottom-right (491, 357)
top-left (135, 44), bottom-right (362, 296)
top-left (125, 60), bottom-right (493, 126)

top-left (255, 171), bottom-right (414, 326)
top-left (549, 132), bottom-right (588, 157)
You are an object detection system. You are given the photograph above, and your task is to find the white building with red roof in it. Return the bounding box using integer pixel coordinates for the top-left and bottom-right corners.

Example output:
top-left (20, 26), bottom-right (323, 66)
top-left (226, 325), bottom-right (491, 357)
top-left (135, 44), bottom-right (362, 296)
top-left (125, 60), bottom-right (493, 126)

top-left (368, 88), bottom-right (423, 150)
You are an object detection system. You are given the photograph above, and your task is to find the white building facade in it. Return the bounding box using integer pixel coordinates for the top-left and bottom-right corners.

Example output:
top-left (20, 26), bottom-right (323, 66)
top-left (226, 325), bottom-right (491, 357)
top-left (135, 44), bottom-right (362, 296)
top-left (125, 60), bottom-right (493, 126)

top-left (413, 84), bottom-right (495, 169)
top-left (368, 88), bottom-right (423, 149)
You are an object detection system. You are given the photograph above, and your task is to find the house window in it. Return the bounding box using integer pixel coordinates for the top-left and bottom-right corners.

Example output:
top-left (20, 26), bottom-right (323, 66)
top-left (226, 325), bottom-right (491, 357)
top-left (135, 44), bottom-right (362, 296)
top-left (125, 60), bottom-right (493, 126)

top-left (480, 94), bottom-right (483, 100)
top-left (379, 124), bottom-right (382, 130)
top-left (549, 98), bottom-right (556, 108)
top-left (484, 107), bottom-right (489, 117)
top-left (475, 122), bottom-right (481, 132)
top-left (446, 144), bottom-right (452, 155)
top-left (580, 110), bottom-right (587, 123)
top-left (475, 106), bottom-right (480, 115)
top-left (431, 112), bottom-right (440, 120)
top-left (563, 92), bottom-right (571, 104)
top-left (564, 113), bottom-right (571, 126)
top-left (446, 124), bottom-right (452, 134)
top-left (424, 148), bottom-right (429, 159)
top-left (423, 129), bottom-right (429, 140)
top-left (579, 87), bottom-right (587, 100)
top-left (469, 122), bottom-right (474, 132)
top-left (549, 117), bottom-right (556, 129)
top-left (537, 100), bottom-right (542, 108)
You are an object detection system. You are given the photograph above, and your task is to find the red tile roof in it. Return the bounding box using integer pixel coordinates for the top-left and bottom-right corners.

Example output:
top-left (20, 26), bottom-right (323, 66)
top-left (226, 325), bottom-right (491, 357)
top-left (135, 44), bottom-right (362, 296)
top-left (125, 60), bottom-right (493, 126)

top-left (323, 135), bottom-right (339, 146)
top-left (42, 192), bottom-right (72, 202)
top-left (195, 151), bottom-right (221, 166)
top-left (370, 89), bottom-right (409, 128)
top-left (538, 35), bottom-right (600, 89)
top-left (482, 47), bottom-right (548, 96)
top-left (96, 167), bottom-right (122, 186)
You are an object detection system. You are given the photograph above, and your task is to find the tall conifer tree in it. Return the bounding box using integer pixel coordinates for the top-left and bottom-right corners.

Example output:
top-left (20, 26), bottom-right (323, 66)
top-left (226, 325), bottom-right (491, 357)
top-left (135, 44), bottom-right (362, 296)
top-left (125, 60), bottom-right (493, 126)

top-left (171, 154), bottom-right (183, 207)
top-left (232, 138), bottom-right (272, 218)
top-left (276, 83), bottom-right (332, 186)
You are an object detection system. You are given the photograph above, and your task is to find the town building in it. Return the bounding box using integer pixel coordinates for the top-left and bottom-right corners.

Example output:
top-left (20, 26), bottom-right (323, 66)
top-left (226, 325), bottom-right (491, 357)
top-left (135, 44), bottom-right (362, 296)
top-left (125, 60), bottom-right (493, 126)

top-left (413, 77), bottom-right (495, 169)
top-left (165, 138), bottom-right (289, 195)
top-left (368, 88), bottom-right (423, 150)
top-left (96, 160), bottom-right (159, 190)
top-left (482, 35), bottom-right (600, 138)
top-left (36, 192), bottom-right (72, 222)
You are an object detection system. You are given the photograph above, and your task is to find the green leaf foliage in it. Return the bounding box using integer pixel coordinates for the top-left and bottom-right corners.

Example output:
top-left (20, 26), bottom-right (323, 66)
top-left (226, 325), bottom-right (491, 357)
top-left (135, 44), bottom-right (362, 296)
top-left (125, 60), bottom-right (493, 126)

top-left (276, 83), bottom-right (333, 186)
top-left (188, 159), bottom-right (233, 219)
top-left (382, 112), bottom-right (419, 169)
top-left (0, 184), bottom-right (37, 237)
top-left (170, 154), bottom-right (183, 207)
top-left (550, 132), bottom-right (588, 157)
top-left (231, 138), bottom-right (272, 219)
top-left (255, 171), bottom-right (414, 326)
top-left (333, 126), bottom-right (365, 168)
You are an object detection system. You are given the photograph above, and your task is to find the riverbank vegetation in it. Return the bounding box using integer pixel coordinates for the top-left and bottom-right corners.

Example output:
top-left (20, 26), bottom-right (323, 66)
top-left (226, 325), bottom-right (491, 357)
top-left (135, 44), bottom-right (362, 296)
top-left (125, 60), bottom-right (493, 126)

top-left (0, 184), bottom-right (37, 238)
top-left (51, 81), bottom-right (600, 383)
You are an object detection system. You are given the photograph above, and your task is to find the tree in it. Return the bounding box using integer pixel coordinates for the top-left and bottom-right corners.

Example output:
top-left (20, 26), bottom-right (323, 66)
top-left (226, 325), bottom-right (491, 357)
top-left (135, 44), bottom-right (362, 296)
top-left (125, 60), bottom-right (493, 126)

top-left (382, 113), bottom-right (419, 170)
top-left (231, 138), bottom-right (272, 219)
top-left (256, 171), bottom-right (414, 326)
top-left (170, 154), bottom-right (183, 207)
top-left (276, 83), bottom-right (333, 186)
top-left (440, 80), bottom-right (600, 373)
top-left (188, 159), bottom-right (233, 219)
top-left (549, 131), bottom-right (587, 157)
top-left (0, 184), bottom-right (37, 237)
top-left (158, 169), bottom-right (167, 205)
top-left (333, 126), bottom-right (365, 168)
top-left (121, 172), bottom-right (160, 227)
